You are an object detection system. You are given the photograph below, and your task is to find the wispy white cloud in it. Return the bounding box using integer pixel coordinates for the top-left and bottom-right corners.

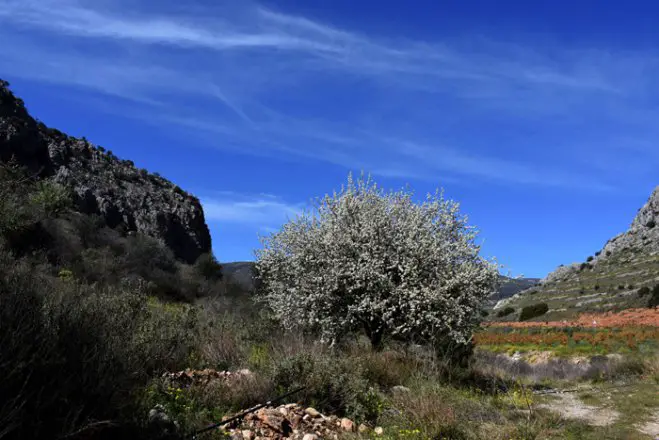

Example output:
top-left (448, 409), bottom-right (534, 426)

top-left (201, 192), bottom-right (303, 226)
top-left (0, 0), bottom-right (657, 191)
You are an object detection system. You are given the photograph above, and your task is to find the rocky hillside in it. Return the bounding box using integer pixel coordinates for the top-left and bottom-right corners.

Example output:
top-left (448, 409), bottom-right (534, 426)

top-left (496, 186), bottom-right (659, 320)
top-left (492, 276), bottom-right (540, 301)
top-left (0, 79), bottom-right (211, 263)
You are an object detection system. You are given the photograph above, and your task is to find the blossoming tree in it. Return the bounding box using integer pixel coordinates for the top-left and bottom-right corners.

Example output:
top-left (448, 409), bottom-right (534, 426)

top-left (255, 173), bottom-right (498, 350)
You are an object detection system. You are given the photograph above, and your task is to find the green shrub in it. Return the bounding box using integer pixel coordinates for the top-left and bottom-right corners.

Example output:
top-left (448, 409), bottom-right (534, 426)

top-left (0, 164), bottom-right (73, 257)
top-left (496, 307), bottom-right (515, 318)
top-left (268, 351), bottom-right (384, 423)
top-left (519, 302), bottom-right (549, 321)
top-left (649, 285), bottom-right (659, 308)
top-left (193, 253), bottom-right (223, 281)
top-left (638, 286), bottom-right (651, 297)
top-left (0, 252), bottom-right (197, 440)
top-left (0, 164), bottom-right (43, 234)
top-left (29, 181), bottom-right (71, 216)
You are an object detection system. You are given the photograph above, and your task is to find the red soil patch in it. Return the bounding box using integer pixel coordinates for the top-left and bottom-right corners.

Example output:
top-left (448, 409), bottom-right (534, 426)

top-left (486, 308), bottom-right (659, 328)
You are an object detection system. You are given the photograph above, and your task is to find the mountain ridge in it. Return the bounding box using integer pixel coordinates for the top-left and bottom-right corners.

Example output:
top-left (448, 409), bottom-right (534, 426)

top-left (0, 79), bottom-right (211, 263)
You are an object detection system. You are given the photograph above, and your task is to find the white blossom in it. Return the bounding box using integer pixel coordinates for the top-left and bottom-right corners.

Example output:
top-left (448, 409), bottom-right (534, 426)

top-left (255, 173), bottom-right (498, 348)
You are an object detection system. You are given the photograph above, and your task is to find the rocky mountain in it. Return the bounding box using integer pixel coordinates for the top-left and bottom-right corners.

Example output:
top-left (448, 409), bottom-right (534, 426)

top-left (0, 79), bottom-right (211, 263)
top-left (496, 186), bottom-right (659, 320)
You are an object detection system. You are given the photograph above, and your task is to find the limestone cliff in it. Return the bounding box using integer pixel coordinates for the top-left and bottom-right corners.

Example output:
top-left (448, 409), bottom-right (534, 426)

top-left (0, 79), bottom-right (211, 263)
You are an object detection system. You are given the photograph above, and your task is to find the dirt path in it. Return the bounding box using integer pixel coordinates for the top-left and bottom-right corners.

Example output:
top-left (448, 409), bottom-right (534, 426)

top-left (637, 409), bottom-right (659, 438)
top-left (537, 392), bottom-right (620, 427)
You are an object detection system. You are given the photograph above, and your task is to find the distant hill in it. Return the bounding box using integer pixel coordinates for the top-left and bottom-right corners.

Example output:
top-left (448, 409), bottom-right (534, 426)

top-left (493, 276), bottom-right (541, 301)
top-left (222, 261), bottom-right (257, 292)
top-left (496, 186), bottom-right (659, 320)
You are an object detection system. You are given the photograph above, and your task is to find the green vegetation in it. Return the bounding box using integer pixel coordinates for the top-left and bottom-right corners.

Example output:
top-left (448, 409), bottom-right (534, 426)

top-left (0, 163), bottom-right (239, 439)
top-left (476, 326), bottom-right (659, 357)
top-left (519, 302), bottom-right (549, 321)
top-left (496, 307), bottom-right (516, 318)
top-left (1, 162), bottom-right (658, 440)
top-left (649, 285), bottom-right (659, 308)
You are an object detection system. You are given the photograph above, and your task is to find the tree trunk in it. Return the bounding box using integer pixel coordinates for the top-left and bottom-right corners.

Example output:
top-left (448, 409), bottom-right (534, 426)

top-left (369, 330), bottom-right (384, 351)
top-left (363, 321), bottom-right (384, 351)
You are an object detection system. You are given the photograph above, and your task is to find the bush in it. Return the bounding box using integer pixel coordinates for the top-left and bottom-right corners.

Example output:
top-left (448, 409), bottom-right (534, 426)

top-left (519, 302), bottom-right (549, 321)
top-left (0, 164), bottom-right (73, 257)
top-left (256, 173), bottom-right (498, 350)
top-left (268, 351), bottom-right (384, 422)
top-left (0, 251), bottom-right (198, 439)
top-left (29, 181), bottom-right (71, 217)
top-left (193, 253), bottom-right (223, 281)
top-left (0, 164), bottom-right (43, 234)
top-left (586, 256), bottom-right (594, 262)
top-left (649, 285), bottom-right (659, 308)
top-left (638, 286), bottom-right (651, 297)
top-left (496, 307), bottom-right (515, 318)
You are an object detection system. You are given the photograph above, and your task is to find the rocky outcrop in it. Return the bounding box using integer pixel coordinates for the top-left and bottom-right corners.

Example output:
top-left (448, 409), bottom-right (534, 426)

top-left (542, 185), bottom-right (659, 286)
top-left (597, 186), bottom-right (659, 261)
top-left (0, 79), bottom-right (211, 263)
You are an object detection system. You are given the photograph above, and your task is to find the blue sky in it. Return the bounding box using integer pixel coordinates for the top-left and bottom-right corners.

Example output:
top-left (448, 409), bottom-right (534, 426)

top-left (1, 0), bottom-right (658, 278)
